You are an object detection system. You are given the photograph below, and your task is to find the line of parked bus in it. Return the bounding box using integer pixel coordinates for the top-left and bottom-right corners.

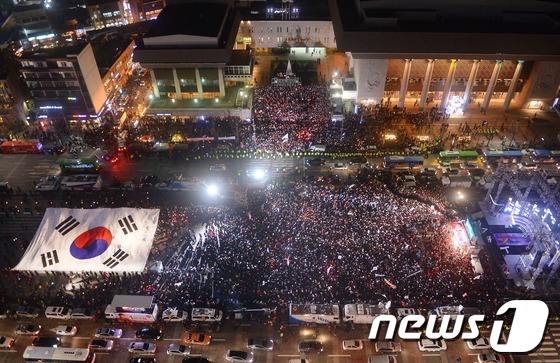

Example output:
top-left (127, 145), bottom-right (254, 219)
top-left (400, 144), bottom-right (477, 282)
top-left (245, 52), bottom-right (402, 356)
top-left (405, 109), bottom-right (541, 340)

top-left (288, 303), bottom-right (481, 325)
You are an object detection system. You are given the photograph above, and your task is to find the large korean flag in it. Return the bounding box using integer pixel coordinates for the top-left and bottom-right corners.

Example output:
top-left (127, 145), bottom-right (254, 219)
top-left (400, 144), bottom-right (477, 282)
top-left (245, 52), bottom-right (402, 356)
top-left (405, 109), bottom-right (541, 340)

top-left (14, 208), bottom-right (160, 272)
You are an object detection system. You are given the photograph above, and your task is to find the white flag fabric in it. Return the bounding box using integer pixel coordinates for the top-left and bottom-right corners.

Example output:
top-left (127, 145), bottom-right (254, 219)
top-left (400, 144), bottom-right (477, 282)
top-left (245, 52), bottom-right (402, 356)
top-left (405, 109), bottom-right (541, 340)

top-left (14, 208), bottom-right (160, 272)
top-left (282, 133), bottom-right (289, 142)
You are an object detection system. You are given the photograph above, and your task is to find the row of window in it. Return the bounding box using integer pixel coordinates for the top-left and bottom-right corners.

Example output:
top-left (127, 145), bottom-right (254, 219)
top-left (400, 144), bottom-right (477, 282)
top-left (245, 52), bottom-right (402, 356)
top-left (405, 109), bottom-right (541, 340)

top-left (27, 80), bottom-right (79, 88)
top-left (31, 90), bottom-right (81, 98)
top-left (21, 61), bottom-right (74, 69)
top-left (255, 36), bottom-right (334, 44)
top-left (255, 26), bottom-right (332, 34)
top-left (23, 71), bottom-right (76, 80)
top-left (16, 16), bottom-right (47, 24)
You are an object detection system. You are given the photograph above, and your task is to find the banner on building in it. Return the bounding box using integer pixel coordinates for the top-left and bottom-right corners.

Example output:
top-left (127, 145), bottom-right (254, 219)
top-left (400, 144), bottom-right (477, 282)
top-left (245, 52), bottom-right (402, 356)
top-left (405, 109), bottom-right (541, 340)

top-left (14, 208), bottom-right (160, 272)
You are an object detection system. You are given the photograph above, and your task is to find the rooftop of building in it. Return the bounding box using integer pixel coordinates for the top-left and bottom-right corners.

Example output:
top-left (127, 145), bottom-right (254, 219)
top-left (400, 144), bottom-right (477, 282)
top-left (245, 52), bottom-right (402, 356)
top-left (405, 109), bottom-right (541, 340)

top-left (91, 33), bottom-right (134, 78)
top-left (227, 49), bottom-right (252, 66)
top-left (144, 2), bottom-right (229, 40)
top-left (85, 0), bottom-right (119, 6)
top-left (134, 2), bottom-right (241, 64)
top-left (20, 42), bottom-right (88, 60)
top-left (238, 0), bottom-right (331, 21)
top-left (328, 0), bottom-right (560, 59)
top-left (12, 0), bottom-right (44, 12)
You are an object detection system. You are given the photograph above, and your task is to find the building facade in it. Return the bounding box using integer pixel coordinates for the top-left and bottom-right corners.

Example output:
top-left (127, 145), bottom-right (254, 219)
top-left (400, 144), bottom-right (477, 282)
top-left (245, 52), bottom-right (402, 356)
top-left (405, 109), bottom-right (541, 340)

top-left (86, 0), bottom-right (130, 29)
top-left (328, 0), bottom-right (560, 112)
top-left (134, 2), bottom-right (242, 101)
top-left (19, 43), bottom-right (107, 127)
top-left (0, 70), bottom-right (28, 133)
top-left (12, 0), bottom-right (55, 47)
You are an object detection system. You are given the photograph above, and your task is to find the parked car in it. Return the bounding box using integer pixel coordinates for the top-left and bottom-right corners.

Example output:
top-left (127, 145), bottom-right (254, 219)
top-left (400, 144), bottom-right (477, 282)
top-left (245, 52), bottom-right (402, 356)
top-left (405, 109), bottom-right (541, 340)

top-left (15, 324), bottom-right (41, 335)
top-left (0, 308), bottom-right (10, 319)
top-left (349, 157), bottom-right (367, 165)
top-left (225, 350), bottom-right (254, 362)
top-left (184, 332), bottom-right (211, 346)
top-left (330, 162), bottom-right (348, 170)
top-left (15, 306), bottom-right (41, 318)
top-left (298, 340), bottom-right (323, 353)
top-left (306, 158), bottom-right (325, 166)
top-left (167, 343), bottom-right (191, 356)
top-left (32, 337), bottom-right (61, 347)
top-left (128, 341), bottom-right (157, 354)
top-left (460, 162), bottom-right (478, 169)
top-left (70, 308), bottom-right (97, 320)
top-left (342, 339), bottom-right (364, 350)
top-left (129, 358), bottom-right (156, 363)
top-left (54, 325), bottom-right (78, 336)
top-left (467, 337), bottom-right (491, 350)
top-left (209, 164), bottom-right (227, 171)
top-left (421, 167), bottom-right (437, 175)
top-left (135, 327), bottom-right (163, 340)
top-left (247, 338), bottom-right (274, 351)
top-left (417, 338), bottom-right (447, 351)
top-left (46, 146), bottom-right (65, 155)
top-left (469, 168), bottom-right (486, 177)
top-left (95, 327), bottom-right (123, 339)
top-left (161, 308), bottom-right (188, 322)
top-left (0, 336), bottom-right (15, 350)
top-left (375, 341), bottom-right (402, 353)
top-left (88, 339), bottom-right (114, 351)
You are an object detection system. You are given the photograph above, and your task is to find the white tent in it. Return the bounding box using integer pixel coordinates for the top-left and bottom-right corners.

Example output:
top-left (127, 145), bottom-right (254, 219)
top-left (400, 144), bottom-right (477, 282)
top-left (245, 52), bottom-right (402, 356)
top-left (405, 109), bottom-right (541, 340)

top-left (14, 208), bottom-right (160, 272)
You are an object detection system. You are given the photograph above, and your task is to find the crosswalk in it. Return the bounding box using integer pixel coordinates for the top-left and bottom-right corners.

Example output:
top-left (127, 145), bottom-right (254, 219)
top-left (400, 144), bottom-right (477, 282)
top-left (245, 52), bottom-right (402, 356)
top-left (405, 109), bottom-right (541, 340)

top-left (245, 156), bottom-right (295, 174)
top-left (529, 321), bottom-right (560, 363)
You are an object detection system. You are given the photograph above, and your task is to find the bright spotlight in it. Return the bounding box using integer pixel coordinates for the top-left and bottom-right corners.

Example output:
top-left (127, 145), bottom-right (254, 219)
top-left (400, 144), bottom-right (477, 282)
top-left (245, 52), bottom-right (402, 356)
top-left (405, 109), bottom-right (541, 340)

top-left (253, 169), bottom-right (265, 180)
top-left (207, 184), bottom-right (218, 196)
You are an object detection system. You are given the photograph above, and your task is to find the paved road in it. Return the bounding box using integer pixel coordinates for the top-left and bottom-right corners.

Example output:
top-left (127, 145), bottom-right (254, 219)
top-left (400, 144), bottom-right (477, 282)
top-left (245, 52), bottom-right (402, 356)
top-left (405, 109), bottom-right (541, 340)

top-left (0, 314), bottom-right (529, 363)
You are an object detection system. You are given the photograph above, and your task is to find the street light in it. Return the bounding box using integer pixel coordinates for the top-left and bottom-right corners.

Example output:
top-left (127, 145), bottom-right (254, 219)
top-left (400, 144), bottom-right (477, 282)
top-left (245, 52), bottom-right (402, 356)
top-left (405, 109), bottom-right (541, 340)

top-left (207, 184), bottom-right (218, 197)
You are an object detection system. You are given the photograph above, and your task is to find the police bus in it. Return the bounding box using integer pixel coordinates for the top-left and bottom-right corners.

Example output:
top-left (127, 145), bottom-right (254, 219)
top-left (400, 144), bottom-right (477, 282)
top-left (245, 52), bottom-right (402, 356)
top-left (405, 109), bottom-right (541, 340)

top-left (23, 347), bottom-right (95, 363)
top-left (382, 155), bottom-right (424, 170)
top-left (289, 303), bottom-right (340, 324)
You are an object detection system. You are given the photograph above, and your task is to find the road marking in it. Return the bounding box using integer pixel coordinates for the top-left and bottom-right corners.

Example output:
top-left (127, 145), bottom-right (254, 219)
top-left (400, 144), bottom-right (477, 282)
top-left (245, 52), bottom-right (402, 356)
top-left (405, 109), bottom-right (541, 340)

top-left (73, 337), bottom-right (90, 340)
top-left (163, 338), bottom-right (181, 341)
top-left (213, 338), bottom-right (226, 341)
top-left (277, 355), bottom-right (300, 357)
top-left (0, 350), bottom-right (18, 353)
top-left (422, 354), bottom-right (441, 356)
top-left (329, 355), bottom-right (351, 357)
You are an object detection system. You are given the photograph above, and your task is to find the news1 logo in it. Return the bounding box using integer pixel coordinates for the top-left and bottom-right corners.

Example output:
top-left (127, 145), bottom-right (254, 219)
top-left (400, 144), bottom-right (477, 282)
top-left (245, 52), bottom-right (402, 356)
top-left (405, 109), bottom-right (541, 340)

top-left (368, 300), bottom-right (549, 353)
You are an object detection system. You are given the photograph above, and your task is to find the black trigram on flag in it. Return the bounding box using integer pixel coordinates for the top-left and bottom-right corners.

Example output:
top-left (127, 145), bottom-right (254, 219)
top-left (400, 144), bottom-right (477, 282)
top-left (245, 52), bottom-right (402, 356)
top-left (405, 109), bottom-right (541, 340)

top-left (41, 250), bottom-right (59, 267)
top-left (118, 215), bottom-right (138, 235)
top-left (103, 249), bottom-right (129, 269)
top-left (55, 216), bottom-right (80, 236)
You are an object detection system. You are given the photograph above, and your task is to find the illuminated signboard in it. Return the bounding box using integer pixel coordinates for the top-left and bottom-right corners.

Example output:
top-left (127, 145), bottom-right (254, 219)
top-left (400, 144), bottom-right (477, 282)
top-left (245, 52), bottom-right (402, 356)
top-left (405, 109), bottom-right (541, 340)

top-left (464, 218), bottom-right (475, 240)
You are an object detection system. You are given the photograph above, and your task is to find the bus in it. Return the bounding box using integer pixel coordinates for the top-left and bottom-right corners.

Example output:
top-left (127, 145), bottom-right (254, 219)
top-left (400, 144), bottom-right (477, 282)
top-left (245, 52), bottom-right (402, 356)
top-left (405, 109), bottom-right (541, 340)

top-left (105, 295), bottom-right (159, 323)
top-left (59, 158), bottom-right (100, 175)
top-left (383, 155), bottom-right (424, 170)
top-left (23, 347), bottom-right (95, 363)
top-left (289, 303), bottom-right (340, 324)
top-left (482, 150), bottom-right (523, 165)
top-left (60, 175), bottom-right (102, 191)
top-left (1, 140), bottom-right (43, 154)
top-left (439, 150), bottom-right (479, 162)
top-left (532, 150), bottom-right (555, 163)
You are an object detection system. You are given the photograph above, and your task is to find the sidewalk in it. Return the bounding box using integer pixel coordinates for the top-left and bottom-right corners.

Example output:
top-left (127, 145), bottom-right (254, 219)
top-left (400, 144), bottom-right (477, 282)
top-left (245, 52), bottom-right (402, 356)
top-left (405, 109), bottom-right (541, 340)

top-left (394, 97), bottom-right (560, 151)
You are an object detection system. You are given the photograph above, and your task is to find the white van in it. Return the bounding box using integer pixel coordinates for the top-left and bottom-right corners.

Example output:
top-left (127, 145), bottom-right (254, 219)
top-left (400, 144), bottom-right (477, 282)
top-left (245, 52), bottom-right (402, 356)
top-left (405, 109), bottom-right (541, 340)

top-left (471, 255), bottom-right (484, 275)
top-left (368, 355), bottom-right (398, 363)
top-left (191, 307), bottom-right (223, 322)
top-left (310, 144), bottom-right (326, 152)
top-left (45, 306), bottom-right (72, 319)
